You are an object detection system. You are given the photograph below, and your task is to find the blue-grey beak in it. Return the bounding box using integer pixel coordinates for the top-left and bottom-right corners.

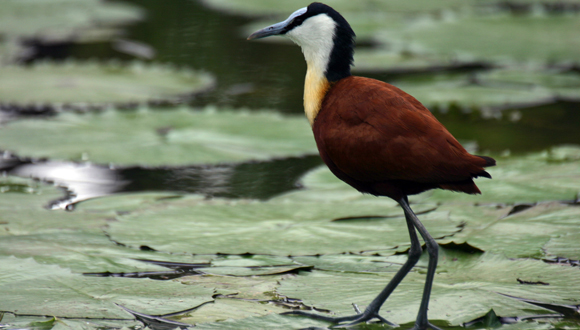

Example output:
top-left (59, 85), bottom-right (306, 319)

top-left (247, 21), bottom-right (289, 40)
top-left (247, 7), bottom-right (307, 40)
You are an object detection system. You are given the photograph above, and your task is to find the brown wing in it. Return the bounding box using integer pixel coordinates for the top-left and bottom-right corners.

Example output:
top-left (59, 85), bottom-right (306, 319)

top-left (314, 76), bottom-right (491, 186)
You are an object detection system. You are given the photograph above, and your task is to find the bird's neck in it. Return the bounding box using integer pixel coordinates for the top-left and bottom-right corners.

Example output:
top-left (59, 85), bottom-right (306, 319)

top-left (304, 59), bottom-right (331, 126)
top-left (288, 13), bottom-right (354, 125)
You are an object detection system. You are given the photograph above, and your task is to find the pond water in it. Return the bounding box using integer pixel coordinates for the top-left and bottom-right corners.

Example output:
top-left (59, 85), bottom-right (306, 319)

top-left (5, 0), bottom-right (580, 208)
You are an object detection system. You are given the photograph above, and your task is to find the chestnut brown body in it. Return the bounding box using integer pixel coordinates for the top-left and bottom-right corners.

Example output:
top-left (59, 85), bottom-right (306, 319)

top-left (314, 76), bottom-right (495, 201)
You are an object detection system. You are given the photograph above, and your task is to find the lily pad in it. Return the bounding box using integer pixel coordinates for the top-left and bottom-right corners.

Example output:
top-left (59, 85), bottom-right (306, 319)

top-left (391, 68), bottom-right (580, 110)
top-left (106, 195), bottom-right (461, 256)
top-left (0, 256), bottom-right (215, 319)
top-left (0, 0), bottom-right (144, 63)
top-left (541, 233), bottom-right (580, 261)
top-left (0, 0), bottom-right (143, 42)
top-left (0, 61), bottom-right (215, 106)
top-left (277, 252), bottom-right (580, 327)
top-left (438, 201), bottom-right (580, 258)
top-left (0, 106), bottom-right (316, 166)
top-left (386, 14), bottom-right (580, 66)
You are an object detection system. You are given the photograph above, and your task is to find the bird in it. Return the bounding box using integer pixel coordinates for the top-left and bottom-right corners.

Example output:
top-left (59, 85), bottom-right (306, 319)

top-left (248, 3), bottom-right (495, 330)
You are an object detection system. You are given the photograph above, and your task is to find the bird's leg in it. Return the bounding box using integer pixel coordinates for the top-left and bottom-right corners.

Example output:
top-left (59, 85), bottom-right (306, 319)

top-left (399, 198), bottom-right (443, 330)
top-left (282, 196), bottom-right (423, 328)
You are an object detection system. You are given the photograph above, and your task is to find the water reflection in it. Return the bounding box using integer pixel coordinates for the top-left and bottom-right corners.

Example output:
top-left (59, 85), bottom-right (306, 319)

top-left (0, 153), bottom-right (323, 210)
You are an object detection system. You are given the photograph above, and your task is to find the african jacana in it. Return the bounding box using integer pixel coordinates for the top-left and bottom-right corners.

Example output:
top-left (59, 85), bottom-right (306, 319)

top-left (249, 3), bottom-right (495, 329)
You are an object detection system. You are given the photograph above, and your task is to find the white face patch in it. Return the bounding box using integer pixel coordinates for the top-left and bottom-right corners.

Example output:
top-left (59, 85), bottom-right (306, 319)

top-left (286, 14), bottom-right (337, 73)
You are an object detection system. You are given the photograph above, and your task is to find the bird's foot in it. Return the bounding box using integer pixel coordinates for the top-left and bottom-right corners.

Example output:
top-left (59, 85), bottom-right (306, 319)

top-left (281, 304), bottom-right (398, 328)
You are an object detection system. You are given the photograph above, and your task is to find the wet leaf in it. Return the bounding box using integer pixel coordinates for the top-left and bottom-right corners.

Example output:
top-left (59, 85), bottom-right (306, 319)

top-left (437, 201), bottom-right (580, 258)
top-left (0, 256), bottom-right (215, 319)
top-left (106, 195), bottom-right (460, 256)
top-left (0, 0), bottom-right (143, 63)
top-left (543, 233), bottom-right (580, 261)
top-left (0, 106), bottom-right (316, 166)
top-left (277, 252), bottom-right (579, 327)
top-left (0, 0), bottom-right (143, 42)
top-left (0, 61), bottom-right (214, 106)
top-left (391, 68), bottom-right (580, 110)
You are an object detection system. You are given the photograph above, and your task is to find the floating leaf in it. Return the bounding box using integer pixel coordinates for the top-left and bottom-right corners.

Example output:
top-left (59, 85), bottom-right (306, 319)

top-left (0, 256), bottom-right (215, 319)
top-left (437, 201), bottom-right (580, 258)
top-left (0, 0), bottom-right (144, 63)
top-left (106, 195), bottom-right (460, 256)
top-left (0, 61), bottom-right (214, 106)
top-left (0, 0), bottom-right (143, 43)
top-left (0, 106), bottom-right (316, 166)
top-left (392, 68), bottom-right (580, 110)
top-left (277, 252), bottom-right (578, 327)
top-left (543, 233), bottom-right (580, 261)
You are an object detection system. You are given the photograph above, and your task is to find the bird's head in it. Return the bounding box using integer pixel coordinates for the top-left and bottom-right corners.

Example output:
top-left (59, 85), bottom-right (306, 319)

top-left (248, 2), bottom-right (355, 82)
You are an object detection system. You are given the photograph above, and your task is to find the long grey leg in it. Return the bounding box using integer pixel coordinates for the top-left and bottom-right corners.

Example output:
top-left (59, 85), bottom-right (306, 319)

top-left (358, 196), bottom-right (423, 315)
top-left (283, 197), bottom-right (441, 329)
top-left (399, 197), bottom-right (442, 330)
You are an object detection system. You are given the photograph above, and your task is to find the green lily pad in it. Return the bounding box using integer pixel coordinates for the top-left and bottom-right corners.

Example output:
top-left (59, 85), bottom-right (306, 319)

top-left (0, 0), bottom-right (143, 42)
top-left (106, 195), bottom-right (461, 256)
top-left (544, 233), bottom-right (580, 260)
top-left (0, 177), bottom-right (211, 272)
top-left (277, 252), bottom-right (580, 327)
top-left (0, 256), bottom-right (215, 319)
top-left (438, 201), bottom-right (580, 258)
top-left (391, 68), bottom-right (580, 110)
top-left (0, 0), bottom-right (144, 63)
top-left (0, 61), bottom-right (215, 106)
top-left (0, 106), bottom-right (316, 166)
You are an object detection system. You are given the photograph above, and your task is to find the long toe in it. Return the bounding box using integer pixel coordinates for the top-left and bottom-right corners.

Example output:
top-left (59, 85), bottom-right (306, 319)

top-left (282, 310), bottom-right (398, 328)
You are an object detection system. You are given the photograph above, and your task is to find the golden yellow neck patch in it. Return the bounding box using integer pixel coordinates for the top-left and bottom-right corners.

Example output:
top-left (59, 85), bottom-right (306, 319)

top-left (304, 61), bottom-right (330, 126)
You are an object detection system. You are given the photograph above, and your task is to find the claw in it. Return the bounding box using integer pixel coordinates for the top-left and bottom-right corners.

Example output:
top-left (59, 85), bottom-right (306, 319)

top-left (351, 303), bottom-right (362, 314)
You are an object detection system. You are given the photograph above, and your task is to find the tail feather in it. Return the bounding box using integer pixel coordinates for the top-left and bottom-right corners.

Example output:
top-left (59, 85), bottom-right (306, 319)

top-left (440, 181), bottom-right (481, 195)
top-left (474, 155), bottom-right (496, 179)
top-left (476, 155), bottom-right (496, 167)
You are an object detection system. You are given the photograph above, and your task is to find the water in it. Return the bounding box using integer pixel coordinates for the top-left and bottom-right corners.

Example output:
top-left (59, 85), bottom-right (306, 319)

top-left (5, 0), bottom-right (580, 208)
